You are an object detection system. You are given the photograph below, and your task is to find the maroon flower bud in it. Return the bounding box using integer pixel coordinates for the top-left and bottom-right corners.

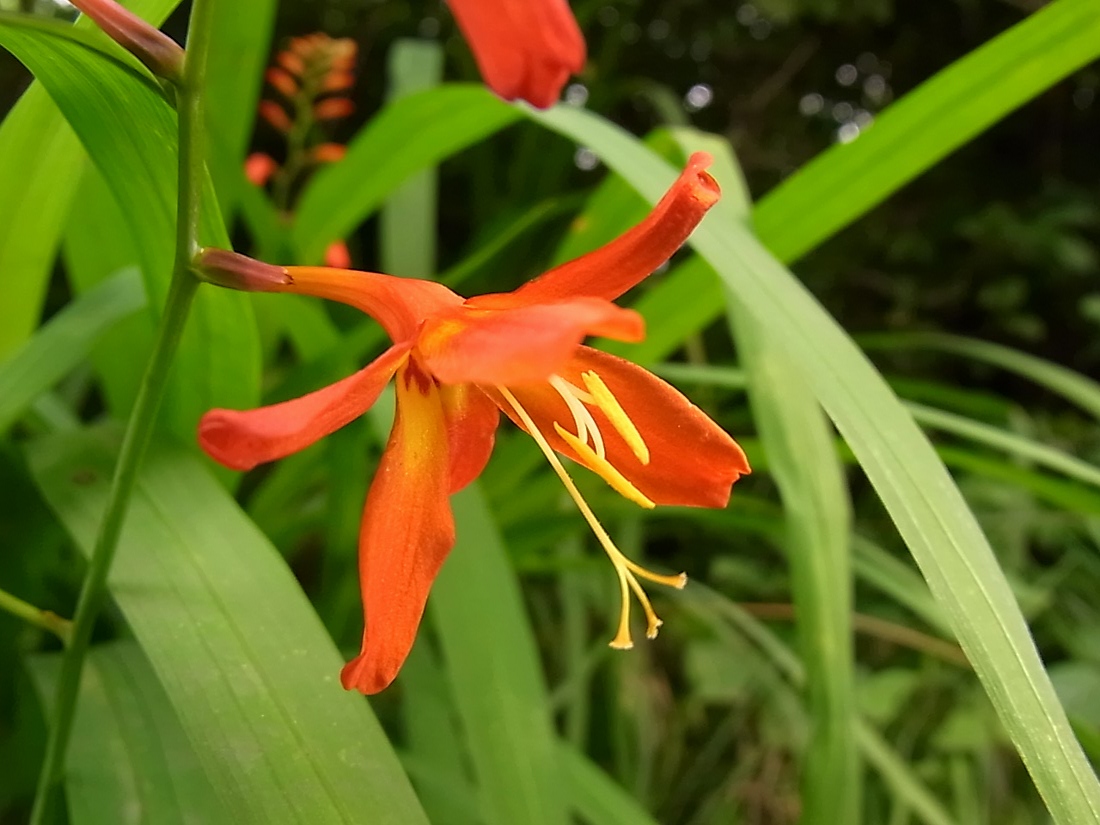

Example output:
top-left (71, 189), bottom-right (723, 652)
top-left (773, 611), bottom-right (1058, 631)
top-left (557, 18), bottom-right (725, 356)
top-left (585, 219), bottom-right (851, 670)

top-left (194, 248), bottom-right (292, 292)
top-left (69, 0), bottom-right (184, 81)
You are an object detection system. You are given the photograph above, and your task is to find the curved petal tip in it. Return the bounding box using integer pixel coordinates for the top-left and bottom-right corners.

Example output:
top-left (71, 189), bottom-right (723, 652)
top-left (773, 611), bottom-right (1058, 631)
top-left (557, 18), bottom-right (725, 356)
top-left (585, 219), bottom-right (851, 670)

top-left (197, 411), bottom-right (260, 472)
top-left (340, 652), bottom-right (399, 695)
top-left (683, 152), bottom-right (721, 208)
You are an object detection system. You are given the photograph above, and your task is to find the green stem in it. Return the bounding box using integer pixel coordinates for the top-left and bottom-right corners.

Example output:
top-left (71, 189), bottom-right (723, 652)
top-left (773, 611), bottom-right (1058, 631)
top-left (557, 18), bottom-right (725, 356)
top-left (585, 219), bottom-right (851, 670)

top-left (28, 2), bottom-right (217, 821)
top-left (0, 588), bottom-right (71, 645)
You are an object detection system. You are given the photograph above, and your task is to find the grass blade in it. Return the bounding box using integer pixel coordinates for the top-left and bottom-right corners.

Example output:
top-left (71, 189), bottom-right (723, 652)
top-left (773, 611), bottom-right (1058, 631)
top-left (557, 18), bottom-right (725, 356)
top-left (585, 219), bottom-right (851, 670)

top-left (28, 641), bottom-right (232, 825)
top-left (0, 13), bottom-right (261, 443)
top-left (28, 428), bottom-right (429, 824)
top-left (292, 85), bottom-right (521, 263)
top-left (429, 484), bottom-right (569, 825)
top-left (861, 332), bottom-right (1100, 422)
top-left (0, 269), bottom-right (145, 436)
top-left (687, 128), bottom-right (862, 823)
top-left (525, 103), bottom-right (1100, 823)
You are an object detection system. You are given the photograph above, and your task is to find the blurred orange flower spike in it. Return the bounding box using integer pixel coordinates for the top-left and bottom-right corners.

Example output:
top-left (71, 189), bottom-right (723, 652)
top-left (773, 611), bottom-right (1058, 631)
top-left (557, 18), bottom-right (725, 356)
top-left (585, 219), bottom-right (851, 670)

top-left (196, 153), bottom-right (749, 694)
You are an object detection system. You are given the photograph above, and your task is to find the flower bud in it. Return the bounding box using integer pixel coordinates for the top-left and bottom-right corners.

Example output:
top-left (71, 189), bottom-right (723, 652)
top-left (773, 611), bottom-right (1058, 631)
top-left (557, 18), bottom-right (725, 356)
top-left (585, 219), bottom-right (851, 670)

top-left (69, 0), bottom-right (184, 82)
top-left (244, 153), bottom-right (279, 186)
top-left (194, 248), bottom-right (292, 292)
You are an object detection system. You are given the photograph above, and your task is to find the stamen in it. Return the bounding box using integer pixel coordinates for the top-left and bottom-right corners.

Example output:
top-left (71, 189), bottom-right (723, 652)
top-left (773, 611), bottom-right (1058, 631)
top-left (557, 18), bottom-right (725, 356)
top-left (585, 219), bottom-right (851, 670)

top-left (610, 569), bottom-right (634, 649)
top-left (548, 374), bottom-right (604, 458)
top-left (581, 371), bottom-right (650, 465)
top-left (623, 562), bottom-right (687, 590)
top-left (623, 573), bottom-right (664, 639)
top-left (498, 386), bottom-right (685, 651)
top-left (553, 424), bottom-right (655, 510)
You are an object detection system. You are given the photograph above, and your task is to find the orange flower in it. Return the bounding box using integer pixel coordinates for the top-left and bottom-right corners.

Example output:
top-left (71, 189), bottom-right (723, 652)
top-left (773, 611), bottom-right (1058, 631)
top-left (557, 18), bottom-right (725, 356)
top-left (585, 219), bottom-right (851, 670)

top-left (446, 0), bottom-right (585, 108)
top-left (196, 153), bottom-right (749, 694)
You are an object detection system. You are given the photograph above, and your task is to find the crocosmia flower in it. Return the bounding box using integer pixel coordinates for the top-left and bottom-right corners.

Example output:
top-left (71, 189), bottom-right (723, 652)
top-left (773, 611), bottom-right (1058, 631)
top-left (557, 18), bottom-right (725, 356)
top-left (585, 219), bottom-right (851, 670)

top-left (196, 153), bottom-right (750, 694)
top-left (446, 0), bottom-right (585, 108)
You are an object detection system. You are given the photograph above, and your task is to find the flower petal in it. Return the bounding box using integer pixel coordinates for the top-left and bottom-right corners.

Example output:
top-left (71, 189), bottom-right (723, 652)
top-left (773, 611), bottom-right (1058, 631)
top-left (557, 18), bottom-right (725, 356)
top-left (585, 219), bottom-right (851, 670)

top-left (441, 384), bottom-right (500, 492)
top-left (199, 343), bottom-right (411, 471)
top-left (418, 298), bottom-right (644, 386)
top-left (341, 361), bottom-right (456, 694)
top-left (502, 153), bottom-right (720, 305)
top-left (446, 0), bottom-right (585, 109)
top-left (282, 267), bottom-right (463, 342)
top-left (488, 347), bottom-right (750, 507)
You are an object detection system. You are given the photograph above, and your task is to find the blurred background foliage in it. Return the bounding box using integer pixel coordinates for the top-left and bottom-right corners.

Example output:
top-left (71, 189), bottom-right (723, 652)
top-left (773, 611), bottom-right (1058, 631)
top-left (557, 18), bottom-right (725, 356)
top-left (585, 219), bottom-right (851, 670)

top-left (1, 0), bottom-right (1099, 823)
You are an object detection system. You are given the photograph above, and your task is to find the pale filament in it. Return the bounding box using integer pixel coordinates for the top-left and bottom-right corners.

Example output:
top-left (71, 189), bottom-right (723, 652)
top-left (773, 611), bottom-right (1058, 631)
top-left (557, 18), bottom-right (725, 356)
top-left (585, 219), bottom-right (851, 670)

top-left (498, 386), bottom-right (686, 649)
top-left (548, 375), bottom-right (604, 459)
top-left (548, 372), bottom-right (650, 467)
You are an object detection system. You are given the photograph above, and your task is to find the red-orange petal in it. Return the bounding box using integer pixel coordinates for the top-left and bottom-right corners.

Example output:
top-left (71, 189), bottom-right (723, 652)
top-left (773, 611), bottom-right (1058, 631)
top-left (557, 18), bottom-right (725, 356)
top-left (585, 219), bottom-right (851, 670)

top-left (341, 362), bottom-right (455, 694)
top-left (509, 153), bottom-right (720, 305)
top-left (446, 0), bottom-right (585, 109)
top-left (418, 298), bottom-right (644, 386)
top-left (281, 267), bottom-right (464, 342)
top-left (199, 343), bottom-right (411, 471)
top-left (441, 384), bottom-right (500, 492)
top-left (314, 97), bottom-right (355, 120)
top-left (323, 240), bottom-right (351, 269)
top-left (259, 100), bottom-right (293, 133)
top-left (244, 153), bottom-right (278, 186)
top-left (312, 143), bottom-right (347, 164)
top-left (265, 66), bottom-right (299, 98)
top-left (488, 347), bottom-right (750, 507)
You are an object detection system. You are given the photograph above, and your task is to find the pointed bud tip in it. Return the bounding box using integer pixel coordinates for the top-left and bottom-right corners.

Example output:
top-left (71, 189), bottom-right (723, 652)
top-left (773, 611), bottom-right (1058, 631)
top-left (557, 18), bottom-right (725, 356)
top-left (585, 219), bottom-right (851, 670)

top-left (70, 0), bottom-right (183, 81)
top-left (195, 248), bottom-right (291, 292)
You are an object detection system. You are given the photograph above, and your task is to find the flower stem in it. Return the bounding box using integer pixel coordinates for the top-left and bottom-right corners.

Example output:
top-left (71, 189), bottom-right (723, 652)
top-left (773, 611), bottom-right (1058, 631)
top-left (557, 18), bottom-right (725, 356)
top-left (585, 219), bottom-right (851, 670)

top-left (0, 589), bottom-right (71, 645)
top-left (28, 1), bottom-right (218, 821)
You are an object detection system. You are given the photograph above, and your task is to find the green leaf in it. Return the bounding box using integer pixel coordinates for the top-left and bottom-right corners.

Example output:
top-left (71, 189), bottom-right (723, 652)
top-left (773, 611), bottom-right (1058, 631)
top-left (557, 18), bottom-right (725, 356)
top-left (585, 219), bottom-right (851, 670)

top-left (726, 249), bottom-right (862, 821)
top-left (379, 39), bottom-right (444, 278)
top-left (0, 269), bottom-right (145, 436)
top-left (623, 0), bottom-right (1100, 357)
top-left (430, 484), bottom-right (569, 825)
top-left (559, 743), bottom-right (661, 825)
top-left (693, 130), bottom-right (861, 824)
top-left (0, 91), bottom-right (83, 359)
top-left (524, 100), bottom-right (1100, 823)
top-left (28, 641), bottom-right (232, 825)
top-left (62, 167), bottom-right (155, 419)
top-left (0, 0), bottom-right (179, 359)
top-left (0, 13), bottom-right (260, 444)
top-left (292, 85), bottom-right (521, 263)
top-left (860, 332), bottom-right (1100, 422)
top-left (204, 0), bottom-right (276, 212)
top-left (27, 428), bottom-right (429, 824)
top-left (680, 585), bottom-right (958, 825)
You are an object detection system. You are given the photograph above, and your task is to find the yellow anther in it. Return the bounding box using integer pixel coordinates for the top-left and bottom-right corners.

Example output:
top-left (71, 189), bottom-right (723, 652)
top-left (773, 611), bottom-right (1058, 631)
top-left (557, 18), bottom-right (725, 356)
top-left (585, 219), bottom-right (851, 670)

top-left (624, 562), bottom-right (687, 590)
top-left (623, 571), bottom-right (664, 639)
top-left (609, 570), bottom-right (634, 649)
top-left (554, 423), bottom-right (655, 510)
top-left (581, 371), bottom-right (650, 465)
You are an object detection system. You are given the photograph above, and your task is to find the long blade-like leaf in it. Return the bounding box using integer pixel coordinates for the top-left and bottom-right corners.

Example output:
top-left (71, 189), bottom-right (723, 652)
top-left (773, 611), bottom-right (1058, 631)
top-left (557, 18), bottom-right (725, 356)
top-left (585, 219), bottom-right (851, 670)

top-left (28, 429), bottom-right (429, 824)
top-left (0, 14), bottom-right (260, 443)
top-left (524, 102), bottom-right (1100, 824)
top-left (28, 641), bottom-right (232, 825)
top-left (0, 0), bottom-right (179, 358)
top-left (292, 85), bottom-right (521, 263)
top-left (0, 269), bottom-right (145, 436)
